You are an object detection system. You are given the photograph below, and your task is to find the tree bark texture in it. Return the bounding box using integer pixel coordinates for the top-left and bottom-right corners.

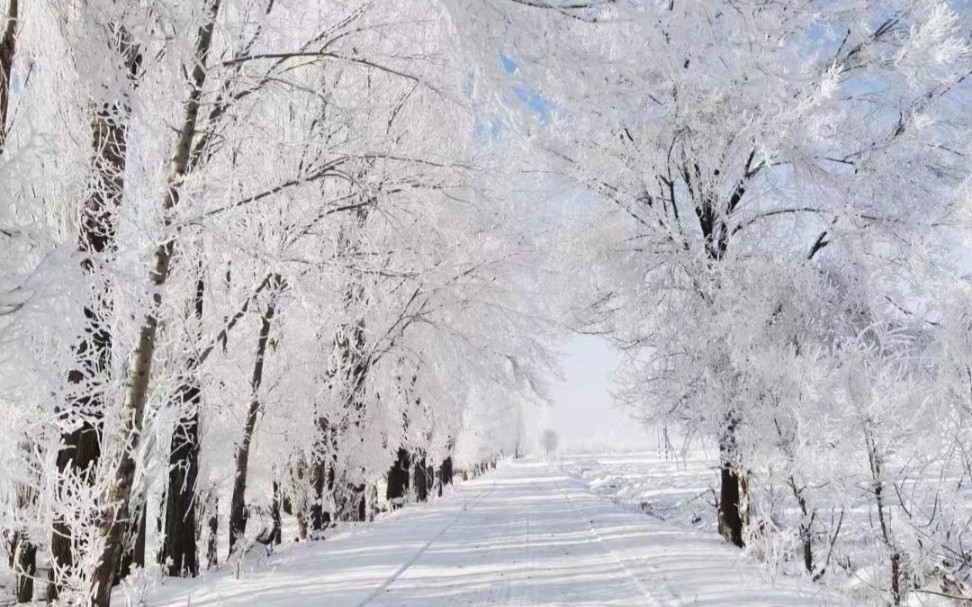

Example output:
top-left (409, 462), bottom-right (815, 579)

top-left (89, 5), bottom-right (219, 605)
top-left (50, 25), bottom-right (142, 602)
top-left (414, 455), bottom-right (433, 502)
top-left (160, 273), bottom-right (205, 577)
top-left (386, 448), bottom-right (410, 508)
top-left (229, 281), bottom-right (279, 554)
top-left (0, 0), bottom-right (18, 150)
top-left (717, 419), bottom-right (748, 548)
top-left (14, 537), bottom-right (35, 604)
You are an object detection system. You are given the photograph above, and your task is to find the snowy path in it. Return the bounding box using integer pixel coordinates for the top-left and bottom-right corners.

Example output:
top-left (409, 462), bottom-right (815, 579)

top-left (145, 461), bottom-right (844, 607)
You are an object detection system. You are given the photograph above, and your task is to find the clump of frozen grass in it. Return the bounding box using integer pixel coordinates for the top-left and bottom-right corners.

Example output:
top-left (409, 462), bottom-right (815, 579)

top-left (117, 564), bottom-right (162, 607)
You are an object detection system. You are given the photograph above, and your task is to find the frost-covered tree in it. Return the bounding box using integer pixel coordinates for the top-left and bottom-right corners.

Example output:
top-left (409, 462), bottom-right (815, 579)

top-left (529, 0), bottom-right (970, 552)
top-left (0, 1), bottom-right (558, 605)
top-left (0, 0), bottom-right (967, 605)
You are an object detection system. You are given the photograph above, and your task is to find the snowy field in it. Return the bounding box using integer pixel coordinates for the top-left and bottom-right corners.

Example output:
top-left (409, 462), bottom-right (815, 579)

top-left (558, 448), bottom-right (972, 607)
top-left (127, 459), bottom-right (842, 607)
top-left (559, 450), bottom-right (717, 532)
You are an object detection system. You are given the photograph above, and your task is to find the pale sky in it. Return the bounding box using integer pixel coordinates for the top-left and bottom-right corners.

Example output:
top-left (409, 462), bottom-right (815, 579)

top-left (541, 335), bottom-right (654, 452)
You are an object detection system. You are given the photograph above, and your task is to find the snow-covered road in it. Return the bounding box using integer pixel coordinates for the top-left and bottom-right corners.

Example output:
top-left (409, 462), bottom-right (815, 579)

top-left (144, 460), bottom-right (844, 607)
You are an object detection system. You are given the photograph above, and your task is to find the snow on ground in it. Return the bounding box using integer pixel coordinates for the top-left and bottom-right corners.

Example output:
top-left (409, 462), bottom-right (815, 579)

top-left (559, 449), bottom-right (719, 533)
top-left (132, 459), bottom-right (842, 607)
top-left (558, 449), bottom-right (969, 607)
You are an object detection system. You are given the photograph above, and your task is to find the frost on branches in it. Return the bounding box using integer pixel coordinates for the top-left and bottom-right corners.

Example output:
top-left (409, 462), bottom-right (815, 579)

top-left (0, 1), bottom-right (970, 607)
top-left (526, 1), bottom-right (972, 604)
top-left (0, 1), bottom-right (553, 605)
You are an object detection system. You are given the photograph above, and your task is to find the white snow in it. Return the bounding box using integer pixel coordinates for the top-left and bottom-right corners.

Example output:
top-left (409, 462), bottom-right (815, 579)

top-left (137, 460), bottom-right (843, 607)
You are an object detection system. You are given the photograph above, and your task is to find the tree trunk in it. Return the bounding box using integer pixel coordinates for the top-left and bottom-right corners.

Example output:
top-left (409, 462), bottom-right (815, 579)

top-left (160, 400), bottom-right (200, 577)
top-left (386, 448), bottom-right (410, 508)
top-left (413, 454), bottom-right (429, 502)
top-left (786, 477), bottom-right (814, 575)
top-left (437, 457), bottom-right (454, 497)
top-left (229, 283), bottom-right (279, 554)
top-left (717, 462), bottom-right (747, 548)
top-left (159, 272), bottom-right (276, 572)
top-left (717, 419), bottom-right (747, 548)
top-left (14, 536), bottom-right (34, 603)
top-left (0, 0), bottom-right (18, 151)
top-left (115, 504), bottom-right (146, 583)
top-left (206, 496), bottom-right (218, 570)
top-left (308, 458), bottom-right (328, 533)
top-left (5, 531), bottom-right (14, 570)
top-left (271, 481), bottom-right (282, 545)
top-left (367, 484), bottom-right (378, 522)
top-left (865, 424), bottom-right (901, 605)
top-left (50, 402), bottom-right (103, 599)
top-left (334, 479), bottom-right (367, 522)
top-left (353, 483), bottom-right (366, 522)
top-left (160, 272), bottom-right (205, 577)
top-left (306, 416), bottom-right (330, 534)
top-left (323, 206), bottom-right (372, 524)
top-left (50, 28), bottom-right (142, 602)
top-left (89, 5), bottom-right (220, 605)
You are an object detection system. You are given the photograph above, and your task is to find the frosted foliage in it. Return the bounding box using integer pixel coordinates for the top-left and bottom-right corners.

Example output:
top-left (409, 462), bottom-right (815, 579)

top-left (0, 0), bottom-right (969, 606)
top-left (0, 1), bottom-right (555, 604)
top-left (516, 1), bottom-right (972, 604)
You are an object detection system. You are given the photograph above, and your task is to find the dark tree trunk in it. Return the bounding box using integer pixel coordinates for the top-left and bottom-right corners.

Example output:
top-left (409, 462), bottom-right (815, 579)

top-left (355, 484), bottom-right (366, 521)
top-left (413, 454), bottom-right (429, 502)
top-left (802, 529), bottom-right (813, 575)
top-left (437, 457), bottom-right (454, 497)
top-left (206, 497), bottom-right (218, 570)
top-left (0, 0), bottom-right (18, 151)
top-left (306, 416), bottom-right (332, 534)
top-left (14, 537), bottom-right (35, 604)
top-left (158, 272), bottom-right (279, 569)
top-left (270, 481), bottom-right (282, 545)
top-left (160, 272), bottom-right (205, 577)
top-left (323, 462), bottom-right (335, 527)
top-left (717, 419), bottom-right (747, 548)
top-left (308, 458), bottom-right (328, 533)
top-left (160, 402), bottom-right (200, 577)
top-left (50, 29), bottom-right (141, 603)
top-left (115, 504), bottom-right (146, 583)
top-left (335, 481), bottom-right (367, 522)
top-left (229, 282), bottom-right (279, 554)
top-left (49, 419), bottom-right (102, 600)
top-left (156, 489), bottom-right (165, 534)
top-left (718, 462), bottom-right (746, 548)
top-left (367, 484), bottom-right (378, 522)
top-left (386, 448), bottom-right (410, 508)
top-left (7, 489), bottom-right (35, 604)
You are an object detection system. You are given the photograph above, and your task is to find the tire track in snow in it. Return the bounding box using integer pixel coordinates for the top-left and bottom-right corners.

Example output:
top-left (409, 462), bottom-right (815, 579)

top-left (354, 480), bottom-right (497, 607)
top-left (554, 472), bottom-right (671, 607)
top-left (515, 498), bottom-right (534, 607)
top-left (479, 491), bottom-right (521, 606)
top-left (491, 492), bottom-right (531, 607)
